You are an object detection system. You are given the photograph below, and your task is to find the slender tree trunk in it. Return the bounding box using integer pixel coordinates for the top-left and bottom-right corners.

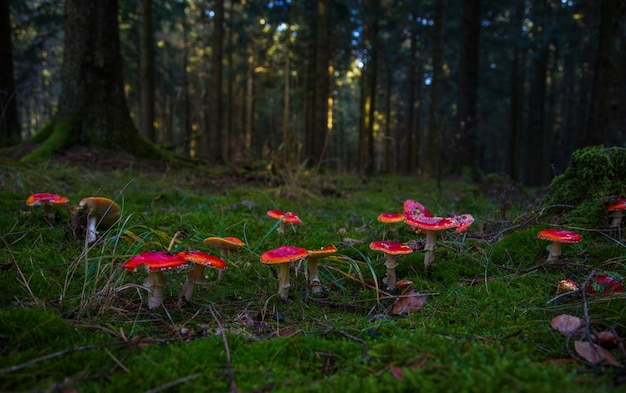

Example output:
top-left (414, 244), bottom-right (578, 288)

top-left (309, 0), bottom-right (329, 165)
top-left (454, 0), bottom-right (480, 174)
top-left (282, 52), bottom-right (292, 165)
top-left (589, 0), bottom-right (626, 146)
top-left (138, 0), bottom-right (155, 142)
top-left (209, 0), bottom-right (224, 163)
top-left (0, 0), bottom-right (20, 147)
top-left (24, 0), bottom-right (162, 162)
top-left (424, 0), bottom-right (447, 178)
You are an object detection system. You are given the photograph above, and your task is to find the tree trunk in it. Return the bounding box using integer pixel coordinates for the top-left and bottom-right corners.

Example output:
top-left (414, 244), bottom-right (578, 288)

top-left (589, 0), bottom-right (626, 146)
top-left (209, 0), bottom-right (224, 163)
top-left (23, 0), bottom-right (163, 162)
top-left (454, 0), bottom-right (480, 175)
top-left (0, 0), bottom-right (21, 147)
top-left (424, 0), bottom-right (447, 178)
top-left (138, 0), bottom-right (155, 142)
top-left (309, 0), bottom-right (329, 165)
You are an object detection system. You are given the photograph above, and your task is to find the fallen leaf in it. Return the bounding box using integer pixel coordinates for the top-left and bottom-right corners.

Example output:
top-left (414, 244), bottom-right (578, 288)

top-left (391, 290), bottom-right (427, 316)
top-left (389, 365), bottom-right (404, 380)
top-left (591, 331), bottom-right (622, 350)
top-left (574, 341), bottom-right (623, 367)
top-left (550, 314), bottom-right (584, 337)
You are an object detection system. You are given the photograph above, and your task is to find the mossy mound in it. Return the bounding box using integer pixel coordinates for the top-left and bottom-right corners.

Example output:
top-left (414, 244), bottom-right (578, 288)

top-left (544, 146), bottom-right (626, 227)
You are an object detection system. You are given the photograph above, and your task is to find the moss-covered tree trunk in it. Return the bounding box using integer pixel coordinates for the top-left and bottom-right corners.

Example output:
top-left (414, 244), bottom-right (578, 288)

top-left (23, 0), bottom-right (162, 162)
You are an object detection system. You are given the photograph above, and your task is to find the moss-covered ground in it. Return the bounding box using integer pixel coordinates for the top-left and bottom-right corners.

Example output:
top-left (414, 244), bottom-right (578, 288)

top-left (0, 157), bottom-right (624, 392)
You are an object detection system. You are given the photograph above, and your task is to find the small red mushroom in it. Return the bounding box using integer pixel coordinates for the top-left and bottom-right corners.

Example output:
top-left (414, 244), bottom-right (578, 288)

top-left (122, 250), bottom-right (188, 309)
top-left (260, 245), bottom-right (308, 299)
top-left (537, 229), bottom-right (581, 262)
top-left (202, 236), bottom-right (245, 279)
top-left (369, 241), bottom-right (413, 290)
top-left (377, 213), bottom-right (405, 237)
top-left (177, 250), bottom-right (227, 306)
top-left (607, 198), bottom-right (626, 228)
top-left (26, 193), bottom-right (69, 219)
top-left (584, 273), bottom-right (624, 295)
top-left (306, 244), bottom-right (337, 293)
top-left (267, 210), bottom-right (302, 234)
top-left (403, 200), bottom-right (432, 219)
top-left (404, 215), bottom-right (458, 270)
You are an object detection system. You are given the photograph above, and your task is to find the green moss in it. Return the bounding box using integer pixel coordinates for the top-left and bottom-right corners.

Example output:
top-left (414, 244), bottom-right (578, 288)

top-left (545, 146), bottom-right (626, 227)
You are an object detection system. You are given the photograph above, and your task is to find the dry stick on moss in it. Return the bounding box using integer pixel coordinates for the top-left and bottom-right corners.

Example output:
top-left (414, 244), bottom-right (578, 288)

top-left (320, 324), bottom-right (368, 358)
top-left (144, 374), bottom-right (202, 393)
top-left (209, 304), bottom-right (239, 393)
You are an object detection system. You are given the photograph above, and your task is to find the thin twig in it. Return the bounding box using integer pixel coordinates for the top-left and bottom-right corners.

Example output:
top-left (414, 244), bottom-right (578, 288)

top-left (320, 324), bottom-right (368, 357)
top-left (144, 374), bottom-right (201, 393)
top-left (209, 304), bottom-right (239, 393)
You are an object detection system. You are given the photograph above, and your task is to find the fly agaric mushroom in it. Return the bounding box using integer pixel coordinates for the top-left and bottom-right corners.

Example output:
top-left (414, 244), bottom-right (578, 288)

top-left (78, 197), bottom-right (121, 243)
top-left (122, 250), bottom-right (188, 309)
top-left (377, 213), bottom-right (405, 237)
top-left (451, 214), bottom-right (475, 233)
top-left (607, 198), bottom-right (626, 228)
top-left (203, 236), bottom-right (245, 279)
top-left (267, 210), bottom-right (302, 234)
top-left (369, 241), bottom-right (413, 290)
top-left (260, 245), bottom-right (308, 299)
top-left (306, 244), bottom-right (337, 293)
top-left (537, 229), bottom-right (581, 262)
top-left (177, 250), bottom-right (227, 306)
top-left (26, 193), bottom-right (69, 219)
top-left (404, 215), bottom-right (459, 270)
top-left (403, 199), bottom-right (432, 219)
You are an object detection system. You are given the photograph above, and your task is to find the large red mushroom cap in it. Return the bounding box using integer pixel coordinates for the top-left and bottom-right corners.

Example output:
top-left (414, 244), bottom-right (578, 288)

top-left (537, 229), bottom-right (581, 244)
top-left (405, 215), bottom-right (459, 232)
top-left (122, 250), bottom-right (188, 272)
top-left (26, 193), bottom-right (69, 206)
top-left (607, 198), bottom-right (626, 212)
top-left (452, 214), bottom-right (475, 233)
top-left (261, 245), bottom-right (308, 264)
top-left (403, 200), bottom-right (432, 219)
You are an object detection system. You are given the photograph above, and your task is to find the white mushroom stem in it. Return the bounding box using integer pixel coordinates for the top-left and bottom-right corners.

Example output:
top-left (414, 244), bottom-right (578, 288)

top-left (277, 263), bottom-right (291, 299)
top-left (143, 271), bottom-right (168, 309)
top-left (85, 216), bottom-right (98, 244)
top-left (178, 264), bottom-right (206, 306)
top-left (277, 221), bottom-right (286, 235)
top-left (216, 248), bottom-right (229, 280)
top-left (608, 211), bottom-right (623, 228)
top-left (307, 257), bottom-right (322, 293)
top-left (423, 230), bottom-right (438, 270)
top-left (546, 242), bottom-right (563, 262)
top-left (383, 255), bottom-right (399, 290)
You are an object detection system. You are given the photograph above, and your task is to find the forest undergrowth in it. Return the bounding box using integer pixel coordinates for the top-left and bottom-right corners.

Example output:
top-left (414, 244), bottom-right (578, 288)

top-left (0, 150), bottom-right (624, 392)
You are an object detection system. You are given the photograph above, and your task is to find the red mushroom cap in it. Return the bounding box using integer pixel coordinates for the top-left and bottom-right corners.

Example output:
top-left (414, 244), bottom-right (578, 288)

top-left (377, 213), bottom-right (405, 224)
top-left (452, 214), bottom-right (475, 233)
top-left (203, 236), bottom-right (245, 249)
top-left (537, 229), bottom-right (581, 243)
top-left (177, 250), bottom-right (227, 270)
top-left (369, 241), bottom-right (413, 255)
top-left (267, 210), bottom-right (302, 225)
top-left (403, 200), bottom-right (432, 218)
top-left (261, 245), bottom-right (308, 264)
top-left (26, 193), bottom-right (69, 206)
top-left (405, 215), bottom-right (458, 232)
top-left (122, 250), bottom-right (188, 272)
top-left (607, 198), bottom-right (626, 211)
top-left (308, 244), bottom-right (338, 258)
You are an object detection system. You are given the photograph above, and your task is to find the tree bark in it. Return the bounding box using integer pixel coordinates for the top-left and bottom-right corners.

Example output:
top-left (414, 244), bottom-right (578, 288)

top-left (454, 0), bottom-right (480, 175)
top-left (0, 0), bottom-right (21, 147)
top-left (138, 0), bottom-right (155, 142)
top-left (23, 0), bottom-right (163, 162)
top-left (208, 0), bottom-right (224, 163)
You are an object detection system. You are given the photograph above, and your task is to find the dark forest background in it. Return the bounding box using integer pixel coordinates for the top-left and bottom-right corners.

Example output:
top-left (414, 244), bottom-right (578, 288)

top-left (1, 0), bottom-right (624, 186)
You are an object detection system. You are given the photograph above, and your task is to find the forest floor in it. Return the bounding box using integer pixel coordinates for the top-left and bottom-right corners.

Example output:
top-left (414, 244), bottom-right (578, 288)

top-left (0, 147), bottom-right (624, 392)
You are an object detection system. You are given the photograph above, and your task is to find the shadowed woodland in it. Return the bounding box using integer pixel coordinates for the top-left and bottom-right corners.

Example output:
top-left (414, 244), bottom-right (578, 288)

top-left (1, 0), bottom-right (624, 184)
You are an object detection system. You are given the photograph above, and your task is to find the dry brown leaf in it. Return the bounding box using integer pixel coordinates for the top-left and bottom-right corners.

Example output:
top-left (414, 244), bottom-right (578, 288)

top-left (391, 290), bottom-right (427, 316)
top-left (574, 341), bottom-right (623, 367)
top-left (550, 314), bottom-right (584, 337)
top-left (591, 331), bottom-right (622, 350)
